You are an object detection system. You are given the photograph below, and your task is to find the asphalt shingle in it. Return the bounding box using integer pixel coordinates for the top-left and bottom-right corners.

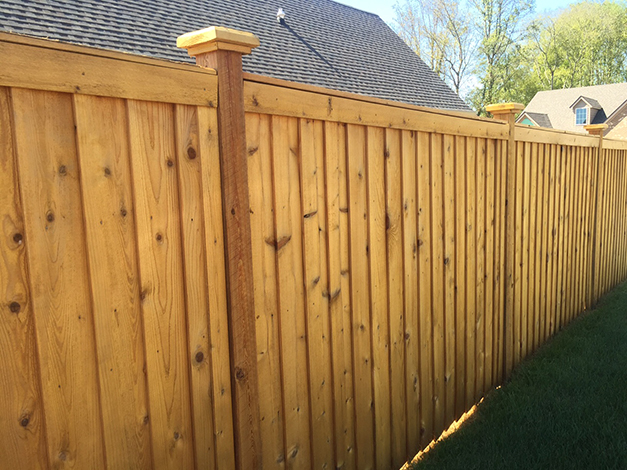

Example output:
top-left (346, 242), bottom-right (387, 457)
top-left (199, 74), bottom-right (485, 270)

top-left (0, 0), bottom-right (470, 111)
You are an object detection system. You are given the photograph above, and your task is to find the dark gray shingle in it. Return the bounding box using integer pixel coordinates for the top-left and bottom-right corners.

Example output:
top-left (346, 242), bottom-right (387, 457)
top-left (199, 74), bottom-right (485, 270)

top-left (0, 0), bottom-right (470, 111)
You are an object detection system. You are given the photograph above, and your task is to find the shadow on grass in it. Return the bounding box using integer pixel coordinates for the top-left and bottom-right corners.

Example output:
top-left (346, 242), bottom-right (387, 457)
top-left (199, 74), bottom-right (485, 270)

top-left (411, 281), bottom-right (627, 470)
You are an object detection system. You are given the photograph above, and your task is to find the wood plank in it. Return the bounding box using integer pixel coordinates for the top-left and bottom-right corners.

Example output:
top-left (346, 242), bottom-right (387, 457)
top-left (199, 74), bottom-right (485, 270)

top-left (244, 82), bottom-right (508, 140)
top-left (454, 136), bottom-right (467, 414)
top-left (465, 137), bottom-right (477, 407)
top-left (74, 94), bottom-right (152, 470)
top-left (442, 134), bottom-right (456, 426)
top-left (494, 140), bottom-right (507, 384)
top-left (300, 118), bottom-right (334, 469)
top-left (475, 138), bottom-right (486, 400)
top-left (402, 130), bottom-right (420, 453)
top-left (0, 86), bottom-right (48, 470)
top-left (197, 106), bottom-right (237, 469)
top-left (12, 88), bottom-right (105, 468)
top-left (520, 142), bottom-right (531, 359)
top-left (513, 141), bottom-right (524, 367)
top-left (484, 139), bottom-right (495, 390)
top-left (175, 104), bottom-right (236, 470)
top-left (0, 40), bottom-right (217, 106)
top-left (126, 99), bottom-right (195, 469)
top-left (385, 127), bottom-right (408, 467)
top-left (366, 126), bottom-right (391, 470)
top-left (331, 121), bottom-right (357, 470)
top-left (538, 144), bottom-right (551, 346)
top-left (554, 146), bottom-right (567, 330)
top-left (547, 145), bottom-right (558, 338)
top-left (515, 125), bottom-right (598, 147)
top-left (563, 147), bottom-right (576, 323)
top-left (527, 143), bottom-right (538, 354)
top-left (270, 115), bottom-right (312, 470)
top-left (430, 133), bottom-right (445, 435)
top-left (247, 113), bottom-right (284, 469)
top-left (416, 131), bottom-right (434, 447)
top-left (346, 124), bottom-right (375, 468)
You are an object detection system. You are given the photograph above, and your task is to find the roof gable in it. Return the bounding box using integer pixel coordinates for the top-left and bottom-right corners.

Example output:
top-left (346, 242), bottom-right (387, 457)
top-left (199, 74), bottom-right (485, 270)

top-left (519, 82), bottom-right (627, 133)
top-left (0, 0), bottom-right (471, 112)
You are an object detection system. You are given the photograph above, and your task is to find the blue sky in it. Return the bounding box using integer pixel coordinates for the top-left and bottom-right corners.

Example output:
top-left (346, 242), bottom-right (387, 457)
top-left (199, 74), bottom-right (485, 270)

top-left (335, 0), bottom-right (577, 26)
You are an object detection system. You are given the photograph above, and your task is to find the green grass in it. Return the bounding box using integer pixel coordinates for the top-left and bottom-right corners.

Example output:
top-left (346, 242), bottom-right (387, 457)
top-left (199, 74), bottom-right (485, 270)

top-left (411, 281), bottom-right (627, 470)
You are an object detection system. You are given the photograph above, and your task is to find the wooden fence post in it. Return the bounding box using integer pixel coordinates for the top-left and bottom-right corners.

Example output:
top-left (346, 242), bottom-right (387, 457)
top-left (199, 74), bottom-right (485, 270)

top-left (177, 27), bottom-right (261, 470)
top-left (584, 124), bottom-right (607, 308)
top-left (486, 103), bottom-right (524, 378)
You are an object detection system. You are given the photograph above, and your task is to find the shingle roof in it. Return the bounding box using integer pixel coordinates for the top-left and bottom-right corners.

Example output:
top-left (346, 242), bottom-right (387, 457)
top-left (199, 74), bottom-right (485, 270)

top-left (524, 112), bottom-right (552, 128)
top-left (519, 83), bottom-right (627, 132)
top-left (570, 96), bottom-right (601, 109)
top-left (0, 0), bottom-right (471, 111)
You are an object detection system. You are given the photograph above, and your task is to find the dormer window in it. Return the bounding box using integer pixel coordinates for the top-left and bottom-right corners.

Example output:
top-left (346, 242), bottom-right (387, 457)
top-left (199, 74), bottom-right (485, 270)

top-left (575, 107), bottom-right (587, 125)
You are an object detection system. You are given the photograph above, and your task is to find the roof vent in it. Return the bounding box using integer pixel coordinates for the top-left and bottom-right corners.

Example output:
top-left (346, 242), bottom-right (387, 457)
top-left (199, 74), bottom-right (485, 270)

top-left (277, 8), bottom-right (286, 24)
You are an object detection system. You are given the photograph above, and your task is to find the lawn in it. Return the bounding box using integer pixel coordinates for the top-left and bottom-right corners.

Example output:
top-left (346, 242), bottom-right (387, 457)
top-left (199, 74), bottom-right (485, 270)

top-left (411, 281), bottom-right (627, 470)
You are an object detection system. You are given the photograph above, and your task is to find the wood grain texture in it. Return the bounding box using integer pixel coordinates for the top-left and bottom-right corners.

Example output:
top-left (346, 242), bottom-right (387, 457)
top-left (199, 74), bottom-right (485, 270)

top-left (385, 128), bottom-right (408, 467)
top-left (196, 106), bottom-right (237, 470)
top-left (247, 113), bottom-right (285, 470)
top-left (271, 115), bottom-right (312, 470)
top-left (197, 50), bottom-right (261, 470)
top-left (74, 94), bottom-right (152, 470)
top-left (325, 121), bottom-right (356, 470)
top-left (300, 118), bottom-right (334, 469)
top-left (12, 88), bottom-right (106, 469)
top-left (346, 124), bottom-right (375, 469)
top-left (0, 86), bottom-right (48, 470)
top-left (127, 99), bottom-right (195, 470)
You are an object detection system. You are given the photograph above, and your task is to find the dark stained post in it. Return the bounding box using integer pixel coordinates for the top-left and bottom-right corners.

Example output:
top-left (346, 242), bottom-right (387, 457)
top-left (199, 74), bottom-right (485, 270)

top-left (486, 103), bottom-right (524, 378)
top-left (584, 123), bottom-right (608, 308)
top-left (177, 27), bottom-right (261, 470)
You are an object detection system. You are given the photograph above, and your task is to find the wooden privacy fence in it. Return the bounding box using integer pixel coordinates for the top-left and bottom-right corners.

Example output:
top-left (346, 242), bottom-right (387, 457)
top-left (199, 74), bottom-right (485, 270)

top-left (1, 28), bottom-right (627, 470)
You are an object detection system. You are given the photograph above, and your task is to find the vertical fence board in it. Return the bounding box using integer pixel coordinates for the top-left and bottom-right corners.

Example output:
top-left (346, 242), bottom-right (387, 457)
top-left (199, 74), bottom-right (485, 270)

top-left (366, 126), bottom-right (391, 470)
top-left (197, 106), bottom-right (237, 469)
top-left (0, 86), bottom-right (48, 470)
top-left (12, 89), bottom-right (106, 469)
top-left (430, 133), bottom-right (445, 435)
top-left (416, 131), bottom-right (434, 447)
top-left (127, 100), bottom-right (195, 470)
top-left (454, 136), bottom-right (467, 414)
top-left (513, 142), bottom-right (524, 367)
top-left (385, 128), bottom-right (407, 467)
top-left (402, 130), bottom-right (419, 453)
top-left (475, 138), bottom-right (486, 400)
top-left (443, 134), bottom-right (456, 426)
top-left (527, 143), bottom-right (538, 354)
top-left (271, 115), bottom-right (312, 470)
top-left (325, 121), bottom-right (356, 470)
top-left (346, 123), bottom-right (375, 469)
top-left (247, 113), bottom-right (285, 469)
top-left (484, 139), bottom-right (495, 390)
top-left (465, 137), bottom-right (477, 407)
top-left (74, 95), bottom-right (152, 470)
top-left (300, 118), bottom-right (334, 469)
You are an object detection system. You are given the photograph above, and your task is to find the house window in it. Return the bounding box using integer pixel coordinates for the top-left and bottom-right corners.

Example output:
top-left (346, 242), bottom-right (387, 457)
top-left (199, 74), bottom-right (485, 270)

top-left (576, 108), bottom-right (587, 125)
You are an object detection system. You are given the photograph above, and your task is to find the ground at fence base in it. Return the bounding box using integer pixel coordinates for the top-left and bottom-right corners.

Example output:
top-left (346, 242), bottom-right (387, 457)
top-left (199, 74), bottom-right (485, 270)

top-left (408, 279), bottom-right (627, 470)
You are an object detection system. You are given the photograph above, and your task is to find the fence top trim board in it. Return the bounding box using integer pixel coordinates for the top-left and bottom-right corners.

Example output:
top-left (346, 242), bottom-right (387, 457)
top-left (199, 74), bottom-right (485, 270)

top-left (244, 75), bottom-right (509, 139)
top-left (515, 123), bottom-right (601, 147)
top-left (0, 32), bottom-right (218, 106)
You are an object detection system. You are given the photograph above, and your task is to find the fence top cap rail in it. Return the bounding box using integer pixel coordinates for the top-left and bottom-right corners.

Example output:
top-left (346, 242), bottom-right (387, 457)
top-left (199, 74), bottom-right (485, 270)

top-left (0, 31), bottom-right (216, 75)
top-left (486, 103), bottom-right (525, 115)
top-left (177, 26), bottom-right (260, 57)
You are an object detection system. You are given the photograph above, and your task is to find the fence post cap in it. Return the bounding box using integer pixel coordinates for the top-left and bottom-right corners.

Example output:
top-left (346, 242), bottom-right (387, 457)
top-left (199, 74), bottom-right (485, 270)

top-left (177, 26), bottom-right (260, 57)
top-left (485, 103), bottom-right (525, 115)
top-left (584, 124), bottom-right (608, 136)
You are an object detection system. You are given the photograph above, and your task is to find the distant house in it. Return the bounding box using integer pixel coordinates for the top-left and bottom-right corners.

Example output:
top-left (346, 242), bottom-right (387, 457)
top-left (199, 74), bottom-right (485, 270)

top-left (517, 83), bottom-right (627, 138)
top-left (0, 0), bottom-right (470, 112)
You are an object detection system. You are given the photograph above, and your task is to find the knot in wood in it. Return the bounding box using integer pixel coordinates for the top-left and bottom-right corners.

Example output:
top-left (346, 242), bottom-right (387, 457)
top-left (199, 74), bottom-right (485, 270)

top-left (13, 233), bottom-right (23, 244)
top-left (46, 211), bottom-right (55, 223)
top-left (58, 165), bottom-right (67, 175)
top-left (235, 367), bottom-right (246, 380)
top-left (9, 302), bottom-right (21, 314)
top-left (120, 208), bottom-right (127, 217)
top-left (195, 351), bottom-right (204, 363)
top-left (20, 416), bottom-right (29, 427)
top-left (187, 147), bottom-right (197, 160)
top-left (104, 167), bottom-right (111, 177)
top-left (173, 431), bottom-right (180, 440)
top-left (167, 159), bottom-right (174, 168)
